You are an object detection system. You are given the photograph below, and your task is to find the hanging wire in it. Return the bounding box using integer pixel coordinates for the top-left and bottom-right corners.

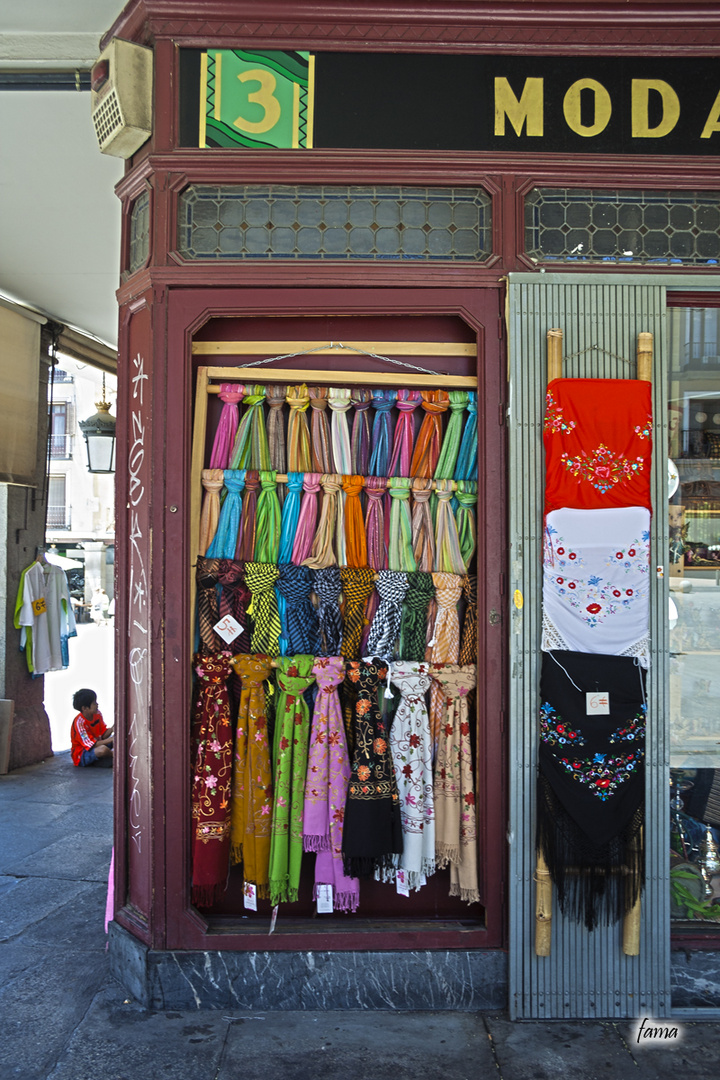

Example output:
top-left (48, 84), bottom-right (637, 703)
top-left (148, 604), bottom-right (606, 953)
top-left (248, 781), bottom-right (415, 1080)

top-left (239, 341), bottom-right (441, 378)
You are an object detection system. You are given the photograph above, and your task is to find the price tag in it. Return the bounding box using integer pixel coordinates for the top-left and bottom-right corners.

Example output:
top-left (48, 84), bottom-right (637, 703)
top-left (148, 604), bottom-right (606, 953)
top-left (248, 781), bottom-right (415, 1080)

top-left (396, 869), bottom-right (410, 897)
top-left (269, 904), bottom-right (279, 934)
top-left (213, 614), bottom-right (243, 644)
top-left (586, 692), bottom-right (610, 716)
top-left (32, 597), bottom-right (47, 616)
top-left (316, 884), bottom-right (334, 913)
top-left (243, 882), bottom-right (257, 911)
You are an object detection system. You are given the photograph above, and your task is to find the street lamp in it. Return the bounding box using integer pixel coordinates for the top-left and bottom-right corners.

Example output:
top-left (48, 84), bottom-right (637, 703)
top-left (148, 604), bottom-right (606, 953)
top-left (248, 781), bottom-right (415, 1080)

top-left (79, 374), bottom-right (116, 473)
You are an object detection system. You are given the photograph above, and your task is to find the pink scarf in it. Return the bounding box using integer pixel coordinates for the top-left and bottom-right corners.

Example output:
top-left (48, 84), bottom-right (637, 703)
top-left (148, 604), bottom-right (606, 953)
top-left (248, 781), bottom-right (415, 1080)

top-left (303, 656), bottom-right (360, 912)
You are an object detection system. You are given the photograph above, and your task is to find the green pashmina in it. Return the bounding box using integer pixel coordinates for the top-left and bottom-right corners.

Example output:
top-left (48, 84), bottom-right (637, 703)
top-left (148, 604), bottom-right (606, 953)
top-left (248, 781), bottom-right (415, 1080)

top-left (268, 654), bottom-right (316, 904)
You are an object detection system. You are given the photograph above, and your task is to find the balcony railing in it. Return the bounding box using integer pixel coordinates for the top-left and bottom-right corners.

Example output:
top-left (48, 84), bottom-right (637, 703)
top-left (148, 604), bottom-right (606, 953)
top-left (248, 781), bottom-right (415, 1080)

top-left (49, 433), bottom-right (72, 458)
top-left (46, 505), bottom-right (69, 528)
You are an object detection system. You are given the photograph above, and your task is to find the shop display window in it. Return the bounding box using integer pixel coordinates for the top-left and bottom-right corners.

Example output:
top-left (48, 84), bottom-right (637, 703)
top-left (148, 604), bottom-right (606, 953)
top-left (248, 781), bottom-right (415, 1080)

top-left (668, 305), bottom-right (720, 929)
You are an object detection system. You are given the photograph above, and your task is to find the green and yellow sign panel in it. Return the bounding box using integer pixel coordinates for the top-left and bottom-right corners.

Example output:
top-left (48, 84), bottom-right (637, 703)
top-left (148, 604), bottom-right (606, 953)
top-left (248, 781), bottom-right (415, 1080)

top-left (200, 50), bottom-right (314, 149)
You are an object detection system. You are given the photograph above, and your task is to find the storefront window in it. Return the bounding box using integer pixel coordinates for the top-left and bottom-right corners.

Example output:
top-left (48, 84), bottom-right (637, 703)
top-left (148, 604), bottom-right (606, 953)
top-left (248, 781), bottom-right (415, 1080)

top-left (178, 184), bottom-right (491, 261)
top-left (668, 305), bottom-right (720, 928)
top-left (526, 190), bottom-right (720, 266)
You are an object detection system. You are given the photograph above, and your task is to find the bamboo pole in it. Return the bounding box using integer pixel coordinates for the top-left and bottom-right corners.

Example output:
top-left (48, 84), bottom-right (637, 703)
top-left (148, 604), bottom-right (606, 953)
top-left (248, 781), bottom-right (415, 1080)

top-left (547, 329), bottom-right (563, 382)
top-left (535, 850), bottom-right (553, 956)
top-left (205, 366), bottom-right (477, 390)
top-left (637, 332), bottom-right (653, 382)
top-left (189, 367), bottom-right (210, 648)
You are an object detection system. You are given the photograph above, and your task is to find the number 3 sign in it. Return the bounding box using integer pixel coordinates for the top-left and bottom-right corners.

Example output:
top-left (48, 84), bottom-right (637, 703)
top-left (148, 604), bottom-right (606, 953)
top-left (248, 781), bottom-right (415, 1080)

top-left (200, 49), bottom-right (314, 149)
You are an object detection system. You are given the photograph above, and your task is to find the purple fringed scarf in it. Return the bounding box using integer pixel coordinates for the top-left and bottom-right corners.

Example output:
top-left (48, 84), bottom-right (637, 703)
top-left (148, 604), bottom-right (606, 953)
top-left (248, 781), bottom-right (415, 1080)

top-left (209, 384), bottom-right (244, 469)
top-left (303, 656), bottom-right (360, 912)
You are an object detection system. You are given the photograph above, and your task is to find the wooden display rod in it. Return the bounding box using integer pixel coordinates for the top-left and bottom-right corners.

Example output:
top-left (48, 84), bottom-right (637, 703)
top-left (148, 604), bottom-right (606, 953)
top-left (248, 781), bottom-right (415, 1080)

top-left (202, 469), bottom-right (468, 491)
top-left (193, 339), bottom-right (477, 358)
top-left (204, 365), bottom-right (477, 390)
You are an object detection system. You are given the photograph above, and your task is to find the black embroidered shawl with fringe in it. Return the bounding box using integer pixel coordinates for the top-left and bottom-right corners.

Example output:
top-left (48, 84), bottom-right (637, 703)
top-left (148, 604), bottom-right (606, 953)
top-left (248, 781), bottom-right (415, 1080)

top-left (537, 650), bottom-right (646, 931)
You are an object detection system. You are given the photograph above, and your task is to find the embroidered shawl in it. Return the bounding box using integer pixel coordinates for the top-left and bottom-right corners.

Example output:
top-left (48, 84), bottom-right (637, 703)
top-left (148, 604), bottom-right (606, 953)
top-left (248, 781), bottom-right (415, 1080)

top-left (384, 661), bottom-right (435, 891)
top-left (537, 650), bottom-right (646, 931)
top-left (303, 656), bottom-right (360, 912)
top-left (544, 378), bottom-right (652, 513)
top-left (268, 655), bottom-right (316, 904)
top-left (431, 664), bottom-right (480, 905)
top-left (542, 507), bottom-right (650, 666)
top-left (229, 653), bottom-right (274, 898)
top-left (342, 658), bottom-right (403, 878)
top-left (190, 652), bottom-right (234, 907)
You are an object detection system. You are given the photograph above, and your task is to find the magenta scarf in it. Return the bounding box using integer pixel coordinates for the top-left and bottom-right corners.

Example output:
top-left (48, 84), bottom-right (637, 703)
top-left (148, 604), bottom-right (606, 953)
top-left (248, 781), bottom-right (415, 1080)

top-left (209, 384), bottom-right (244, 469)
top-left (303, 656), bottom-right (360, 912)
top-left (291, 472), bottom-right (322, 565)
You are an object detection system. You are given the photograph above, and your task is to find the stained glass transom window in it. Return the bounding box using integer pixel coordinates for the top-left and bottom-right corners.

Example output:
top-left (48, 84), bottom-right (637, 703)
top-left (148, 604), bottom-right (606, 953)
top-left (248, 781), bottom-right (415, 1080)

top-left (525, 189), bottom-right (720, 266)
top-left (177, 185), bottom-right (491, 261)
top-left (129, 191), bottom-right (150, 274)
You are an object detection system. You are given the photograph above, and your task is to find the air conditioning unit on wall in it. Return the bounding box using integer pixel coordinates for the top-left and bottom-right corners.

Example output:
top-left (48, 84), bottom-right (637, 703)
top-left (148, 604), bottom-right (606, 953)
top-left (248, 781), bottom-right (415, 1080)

top-left (91, 39), bottom-right (153, 159)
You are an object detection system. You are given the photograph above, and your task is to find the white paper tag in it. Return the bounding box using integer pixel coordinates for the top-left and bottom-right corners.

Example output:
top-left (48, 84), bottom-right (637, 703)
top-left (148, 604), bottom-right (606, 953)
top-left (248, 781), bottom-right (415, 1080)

top-left (419, 873), bottom-right (427, 888)
top-left (396, 869), bottom-right (410, 897)
top-left (316, 884), bottom-right (334, 913)
top-left (269, 904), bottom-right (279, 934)
top-left (586, 691), bottom-right (610, 716)
top-left (243, 882), bottom-right (257, 911)
top-left (213, 614), bottom-right (243, 644)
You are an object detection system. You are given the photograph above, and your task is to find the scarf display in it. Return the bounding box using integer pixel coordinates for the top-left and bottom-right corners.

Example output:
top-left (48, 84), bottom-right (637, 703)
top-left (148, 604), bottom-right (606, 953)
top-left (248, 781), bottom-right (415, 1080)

top-left (537, 650), bottom-right (646, 931)
top-left (191, 652), bottom-right (235, 907)
top-left (342, 658), bottom-right (403, 878)
top-left (229, 653), bottom-right (274, 897)
top-left (431, 664), bottom-right (480, 904)
top-left (303, 656), bottom-right (360, 912)
top-left (542, 506), bottom-right (650, 664)
top-left (191, 374), bottom-right (482, 915)
top-left (268, 655), bottom-right (316, 904)
top-left (384, 661), bottom-right (435, 891)
top-left (544, 378), bottom-right (653, 513)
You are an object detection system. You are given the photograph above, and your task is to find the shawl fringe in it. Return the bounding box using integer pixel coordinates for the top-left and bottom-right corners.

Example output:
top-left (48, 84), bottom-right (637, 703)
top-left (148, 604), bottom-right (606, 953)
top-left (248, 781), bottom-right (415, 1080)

top-left (230, 841), bottom-right (243, 865)
top-left (449, 883), bottom-right (481, 905)
top-left (435, 842), bottom-right (461, 869)
top-left (313, 883), bottom-right (360, 913)
top-left (192, 883), bottom-right (225, 908)
top-left (537, 772), bottom-right (644, 932)
top-left (343, 853), bottom-right (398, 880)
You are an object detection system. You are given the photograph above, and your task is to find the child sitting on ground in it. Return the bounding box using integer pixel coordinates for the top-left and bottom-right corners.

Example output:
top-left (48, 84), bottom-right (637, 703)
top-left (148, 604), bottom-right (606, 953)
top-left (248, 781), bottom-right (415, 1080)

top-left (70, 688), bottom-right (114, 767)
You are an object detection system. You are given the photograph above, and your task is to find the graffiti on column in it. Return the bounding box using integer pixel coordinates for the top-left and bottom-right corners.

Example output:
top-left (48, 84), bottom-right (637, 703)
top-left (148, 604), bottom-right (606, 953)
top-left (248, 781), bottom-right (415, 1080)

top-left (128, 351), bottom-right (149, 853)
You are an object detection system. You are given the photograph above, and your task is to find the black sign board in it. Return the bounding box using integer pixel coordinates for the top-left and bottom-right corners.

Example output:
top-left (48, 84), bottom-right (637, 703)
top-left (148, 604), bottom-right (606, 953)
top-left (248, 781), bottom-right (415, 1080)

top-left (180, 51), bottom-right (720, 155)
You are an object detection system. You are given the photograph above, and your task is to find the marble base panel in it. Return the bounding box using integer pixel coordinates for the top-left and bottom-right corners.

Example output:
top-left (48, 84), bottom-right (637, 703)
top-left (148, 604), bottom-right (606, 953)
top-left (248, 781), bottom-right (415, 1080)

top-left (671, 950), bottom-right (720, 1008)
top-left (108, 923), bottom-right (508, 1011)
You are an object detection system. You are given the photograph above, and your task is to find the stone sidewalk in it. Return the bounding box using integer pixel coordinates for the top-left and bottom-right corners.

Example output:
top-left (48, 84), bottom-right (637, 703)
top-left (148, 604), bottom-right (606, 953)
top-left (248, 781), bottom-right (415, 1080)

top-left (1, 753), bottom-right (719, 1080)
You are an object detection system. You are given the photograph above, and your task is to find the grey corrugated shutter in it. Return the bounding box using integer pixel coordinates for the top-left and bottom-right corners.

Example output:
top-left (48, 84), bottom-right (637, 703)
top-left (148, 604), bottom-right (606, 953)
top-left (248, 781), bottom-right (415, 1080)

top-left (507, 272), bottom-right (670, 1019)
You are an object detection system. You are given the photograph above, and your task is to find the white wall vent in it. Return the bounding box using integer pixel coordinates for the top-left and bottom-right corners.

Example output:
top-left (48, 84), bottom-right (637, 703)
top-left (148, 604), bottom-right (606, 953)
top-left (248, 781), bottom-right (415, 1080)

top-left (91, 39), bottom-right (153, 159)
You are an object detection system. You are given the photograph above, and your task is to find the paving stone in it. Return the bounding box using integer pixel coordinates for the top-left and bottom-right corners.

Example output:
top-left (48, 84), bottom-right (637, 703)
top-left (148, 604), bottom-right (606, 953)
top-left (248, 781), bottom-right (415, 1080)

top-left (218, 1011), bottom-right (491, 1080)
top-left (0, 876), bottom-right (96, 941)
top-left (485, 1015), bottom-right (631, 1080)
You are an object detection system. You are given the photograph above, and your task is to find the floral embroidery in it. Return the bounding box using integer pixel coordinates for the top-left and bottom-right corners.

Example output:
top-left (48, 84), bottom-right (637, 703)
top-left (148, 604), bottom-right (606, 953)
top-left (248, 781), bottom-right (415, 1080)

top-left (609, 707), bottom-right (646, 743)
top-left (634, 416), bottom-right (652, 440)
top-left (560, 443), bottom-right (646, 494)
top-left (540, 702), bottom-right (586, 747)
top-left (544, 525), bottom-right (649, 629)
top-left (557, 749), bottom-right (644, 801)
top-left (544, 390), bottom-right (577, 435)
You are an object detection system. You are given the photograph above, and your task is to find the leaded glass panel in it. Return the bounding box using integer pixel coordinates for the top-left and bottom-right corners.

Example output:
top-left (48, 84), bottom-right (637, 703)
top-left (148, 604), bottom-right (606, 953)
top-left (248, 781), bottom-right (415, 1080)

top-left (129, 191), bottom-right (150, 274)
top-left (526, 189), bottom-right (720, 267)
top-left (177, 185), bottom-right (491, 261)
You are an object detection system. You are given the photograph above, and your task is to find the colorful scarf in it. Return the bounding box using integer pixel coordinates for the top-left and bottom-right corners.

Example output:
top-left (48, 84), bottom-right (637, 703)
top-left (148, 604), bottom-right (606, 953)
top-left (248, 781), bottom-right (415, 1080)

top-left (265, 384), bottom-right (287, 476)
top-left (366, 570), bottom-right (408, 661)
top-left (385, 661), bottom-right (435, 891)
top-left (350, 388), bottom-right (373, 475)
top-left (276, 564), bottom-right (321, 655)
top-left (198, 469), bottom-right (225, 555)
top-left (309, 386), bottom-right (333, 472)
top-left (410, 390), bottom-right (449, 478)
top-left (389, 389), bottom-right (422, 477)
top-left (205, 470), bottom-right (245, 560)
top-left (291, 473), bottom-right (321, 565)
top-left (195, 557), bottom-right (223, 653)
top-left (286, 384), bottom-right (312, 472)
top-left (209, 384), bottom-right (244, 469)
top-left (537, 650), bottom-right (646, 931)
top-left (303, 656), bottom-right (360, 912)
top-left (268, 655), bottom-right (316, 904)
top-left (342, 658), bottom-right (403, 878)
top-left (399, 570), bottom-right (435, 661)
top-left (191, 652), bottom-right (234, 907)
top-left (431, 663), bottom-right (480, 904)
top-left (229, 653), bottom-right (274, 897)
top-left (313, 567), bottom-right (343, 657)
top-left (369, 390), bottom-right (396, 477)
top-left (428, 572), bottom-right (463, 755)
